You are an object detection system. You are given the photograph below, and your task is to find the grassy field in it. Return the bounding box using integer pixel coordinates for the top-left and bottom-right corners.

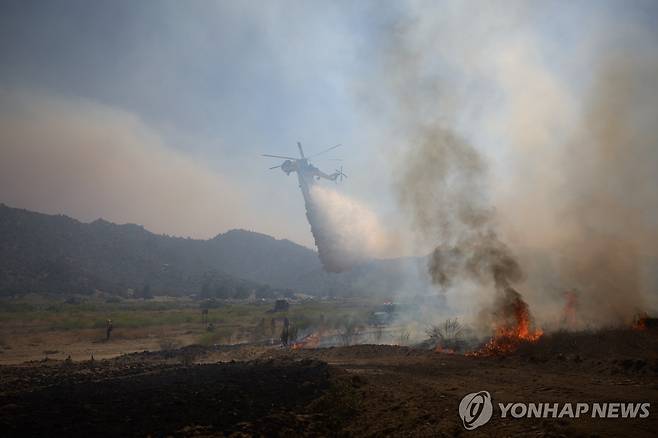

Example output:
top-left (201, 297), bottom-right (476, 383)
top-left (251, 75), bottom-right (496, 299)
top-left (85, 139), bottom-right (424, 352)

top-left (0, 297), bottom-right (375, 332)
top-left (0, 297), bottom-right (380, 363)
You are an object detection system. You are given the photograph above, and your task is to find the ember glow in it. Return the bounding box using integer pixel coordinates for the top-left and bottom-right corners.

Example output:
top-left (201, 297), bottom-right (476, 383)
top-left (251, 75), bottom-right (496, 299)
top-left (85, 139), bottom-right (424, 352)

top-left (291, 333), bottom-right (321, 350)
top-left (632, 313), bottom-right (648, 331)
top-left (471, 289), bottom-right (543, 356)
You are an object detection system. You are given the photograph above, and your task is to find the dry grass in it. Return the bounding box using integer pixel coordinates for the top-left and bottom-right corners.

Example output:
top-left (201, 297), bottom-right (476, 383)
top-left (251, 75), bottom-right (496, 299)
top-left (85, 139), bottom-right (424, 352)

top-left (516, 328), bottom-right (658, 360)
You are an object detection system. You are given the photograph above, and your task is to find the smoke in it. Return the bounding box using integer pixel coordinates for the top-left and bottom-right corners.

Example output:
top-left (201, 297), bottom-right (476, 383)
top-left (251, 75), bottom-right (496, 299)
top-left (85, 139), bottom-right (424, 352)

top-left (494, 20), bottom-right (658, 326)
top-left (394, 121), bottom-right (534, 332)
top-left (370, 2), bottom-right (658, 329)
top-left (0, 90), bottom-right (249, 238)
top-left (538, 52), bottom-right (658, 325)
top-left (370, 3), bottom-right (538, 334)
top-left (304, 184), bottom-right (395, 272)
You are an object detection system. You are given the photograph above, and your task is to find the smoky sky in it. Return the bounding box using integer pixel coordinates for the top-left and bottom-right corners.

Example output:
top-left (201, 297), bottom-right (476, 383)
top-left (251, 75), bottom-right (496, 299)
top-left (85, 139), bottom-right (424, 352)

top-left (367, 1), bottom-right (658, 326)
top-left (1, 0), bottom-right (657, 294)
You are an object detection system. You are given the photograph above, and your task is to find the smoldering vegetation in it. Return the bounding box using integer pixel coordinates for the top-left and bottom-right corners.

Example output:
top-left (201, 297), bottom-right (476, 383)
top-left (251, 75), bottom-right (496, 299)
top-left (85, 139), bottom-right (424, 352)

top-left (534, 54), bottom-right (658, 327)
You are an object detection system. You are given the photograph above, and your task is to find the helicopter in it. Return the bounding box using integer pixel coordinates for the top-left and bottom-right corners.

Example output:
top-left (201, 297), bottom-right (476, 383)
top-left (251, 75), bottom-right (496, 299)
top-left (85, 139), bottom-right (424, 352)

top-left (262, 142), bottom-right (347, 197)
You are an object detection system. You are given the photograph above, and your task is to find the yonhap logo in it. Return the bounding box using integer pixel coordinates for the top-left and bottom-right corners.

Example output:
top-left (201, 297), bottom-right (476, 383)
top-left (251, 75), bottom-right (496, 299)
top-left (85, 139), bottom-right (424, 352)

top-left (459, 391), bottom-right (493, 430)
top-left (458, 391), bottom-right (650, 431)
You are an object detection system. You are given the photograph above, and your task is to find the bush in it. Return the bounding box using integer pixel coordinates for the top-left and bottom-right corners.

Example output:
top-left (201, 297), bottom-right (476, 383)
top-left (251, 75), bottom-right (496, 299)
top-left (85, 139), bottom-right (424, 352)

top-left (337, 318), bottom-right (362, 346)
top-left (427, 318), bottom-right (464, 350)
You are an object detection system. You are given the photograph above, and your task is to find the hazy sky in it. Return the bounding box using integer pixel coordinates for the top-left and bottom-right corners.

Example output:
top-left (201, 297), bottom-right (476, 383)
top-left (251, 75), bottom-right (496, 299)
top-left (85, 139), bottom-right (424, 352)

top-left (1, 0), bottom-right (656, 252)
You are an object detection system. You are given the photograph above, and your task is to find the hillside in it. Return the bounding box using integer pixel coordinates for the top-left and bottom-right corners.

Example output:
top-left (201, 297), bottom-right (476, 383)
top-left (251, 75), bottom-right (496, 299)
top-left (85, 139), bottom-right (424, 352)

top-left (0, 204), bottom-right (315, 297)
top-left (0, 204), bottom-right (425, 298)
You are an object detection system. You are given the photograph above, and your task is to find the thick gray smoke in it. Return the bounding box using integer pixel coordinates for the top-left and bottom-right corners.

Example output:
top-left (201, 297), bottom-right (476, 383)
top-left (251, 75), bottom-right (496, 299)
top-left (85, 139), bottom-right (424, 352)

top-left (493, 25), bottom-right (658, 327)
top-left (370, 2), bottom-right (658, 329)
top-left (396, 123), bottom-right (534, 331)
top-left (369, 5), bottom-right (538, 332)
top-left (536, 53), bottom-right (658, 326)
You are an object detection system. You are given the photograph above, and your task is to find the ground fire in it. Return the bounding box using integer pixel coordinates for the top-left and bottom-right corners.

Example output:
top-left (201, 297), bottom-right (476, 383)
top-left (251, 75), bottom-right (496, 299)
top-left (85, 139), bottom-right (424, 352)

top-left (291, 333), bottom-right (321, 350)
top-left (470, 288), bottom-right (543, 356)
top-left (633, 313), bottom-right (658, 331)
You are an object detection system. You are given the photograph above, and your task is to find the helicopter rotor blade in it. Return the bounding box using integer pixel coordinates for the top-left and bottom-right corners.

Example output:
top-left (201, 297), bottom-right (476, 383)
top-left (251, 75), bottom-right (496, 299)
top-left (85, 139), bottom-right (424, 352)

top-left (262, 154), bottom-right (297, 160)
top-left (297, 141), bottom-right (305, 159)
top-left (308, 144), bottom-right (341, 159)
top-left (269, 165), bottom-right (282, 170)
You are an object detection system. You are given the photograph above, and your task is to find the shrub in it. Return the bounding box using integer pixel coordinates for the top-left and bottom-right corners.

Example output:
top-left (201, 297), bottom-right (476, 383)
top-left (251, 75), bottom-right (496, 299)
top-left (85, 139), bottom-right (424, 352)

top-left (427, 318), bottom-right (464, 350)
top-left (337, 318), bottom-right (362, 346)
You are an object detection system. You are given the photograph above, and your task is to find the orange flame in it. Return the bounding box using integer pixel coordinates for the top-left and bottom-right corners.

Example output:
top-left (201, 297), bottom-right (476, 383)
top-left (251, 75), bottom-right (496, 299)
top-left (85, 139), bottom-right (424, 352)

top-left (632, 312), bottom-right (648, 331)
top-left (470, 294), bottom-right (543, 356)
top-left (435, 345), bottom-right (455, 354)
top-left (291, 333), bottom-right (321, 350)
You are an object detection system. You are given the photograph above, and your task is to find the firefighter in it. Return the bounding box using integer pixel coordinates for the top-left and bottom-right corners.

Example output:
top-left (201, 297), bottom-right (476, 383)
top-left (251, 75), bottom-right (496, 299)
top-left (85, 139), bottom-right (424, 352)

top-left (280, 317), bottom-right (290, 347)
top-left (106, 319), bottom-right (113, 341)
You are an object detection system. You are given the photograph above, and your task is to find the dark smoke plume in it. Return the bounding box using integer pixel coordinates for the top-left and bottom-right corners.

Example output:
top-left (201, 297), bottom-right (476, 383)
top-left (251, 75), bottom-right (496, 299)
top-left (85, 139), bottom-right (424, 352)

top-left (376, 8), bottom-right (540, 331)
top-left (368, 3), bottom-right (658, 329)
top-left (397, 125), bottom-right (535, 331)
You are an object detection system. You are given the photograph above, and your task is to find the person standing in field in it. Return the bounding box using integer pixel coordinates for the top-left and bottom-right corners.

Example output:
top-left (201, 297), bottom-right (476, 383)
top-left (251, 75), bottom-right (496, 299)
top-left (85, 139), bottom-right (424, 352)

top-left (280, 317), bottom-right (289, 347)
top-left (106, 319), bottom-right (113, 341)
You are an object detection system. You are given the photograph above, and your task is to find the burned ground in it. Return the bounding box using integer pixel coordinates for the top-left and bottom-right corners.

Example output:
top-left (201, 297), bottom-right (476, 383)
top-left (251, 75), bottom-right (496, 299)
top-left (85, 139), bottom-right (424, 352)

top-left (0, 329), bottom-right (657, 437)
top-left (0, 358), bottom-right (334, 437)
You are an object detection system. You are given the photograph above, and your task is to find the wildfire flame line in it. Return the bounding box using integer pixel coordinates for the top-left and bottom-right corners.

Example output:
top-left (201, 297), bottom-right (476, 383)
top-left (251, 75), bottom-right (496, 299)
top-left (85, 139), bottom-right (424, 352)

top-left (470, 290), bottom-right (543, 356)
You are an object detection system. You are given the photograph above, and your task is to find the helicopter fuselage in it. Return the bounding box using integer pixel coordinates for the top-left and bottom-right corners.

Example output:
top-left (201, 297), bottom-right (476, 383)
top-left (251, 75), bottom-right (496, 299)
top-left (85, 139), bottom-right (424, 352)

top-left (281, 159), bottom-right (337, 182)
top-left (263, 142), bottom-right (344, 197)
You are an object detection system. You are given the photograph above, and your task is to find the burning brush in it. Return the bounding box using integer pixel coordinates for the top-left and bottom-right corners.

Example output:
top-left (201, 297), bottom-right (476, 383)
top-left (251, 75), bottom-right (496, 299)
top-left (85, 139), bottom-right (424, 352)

top-left (291, 333), bottom-right (321, 350)
top-left (470, 288), bottom-right (543, 356)
top-left (632, 312), bottom-right (658, 331)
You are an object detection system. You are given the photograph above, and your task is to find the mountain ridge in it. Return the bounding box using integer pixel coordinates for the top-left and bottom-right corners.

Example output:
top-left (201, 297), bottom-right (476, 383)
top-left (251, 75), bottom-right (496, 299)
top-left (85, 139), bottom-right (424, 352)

top-left (0, 203), bottom-right (432, 299)
top-left (0, 203), bottom-right (321, 297)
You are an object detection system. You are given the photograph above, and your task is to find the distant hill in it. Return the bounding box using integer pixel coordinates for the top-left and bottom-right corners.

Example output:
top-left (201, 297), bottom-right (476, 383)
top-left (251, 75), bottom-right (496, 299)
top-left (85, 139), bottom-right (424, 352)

top-left (0, 204), bottom-right (309, 297)
top-left (0, 203), bottom-right (429, 298)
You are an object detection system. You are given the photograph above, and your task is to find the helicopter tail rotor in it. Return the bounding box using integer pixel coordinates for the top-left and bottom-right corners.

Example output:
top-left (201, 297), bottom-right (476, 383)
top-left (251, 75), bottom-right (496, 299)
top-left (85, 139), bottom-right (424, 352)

top-left (334, 165), bottom-right (348, 182)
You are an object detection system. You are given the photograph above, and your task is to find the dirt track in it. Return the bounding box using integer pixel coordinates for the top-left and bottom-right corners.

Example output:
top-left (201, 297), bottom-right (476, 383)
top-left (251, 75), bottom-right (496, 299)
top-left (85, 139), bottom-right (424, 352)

top-left (1, 333), bottom-right (657, 437)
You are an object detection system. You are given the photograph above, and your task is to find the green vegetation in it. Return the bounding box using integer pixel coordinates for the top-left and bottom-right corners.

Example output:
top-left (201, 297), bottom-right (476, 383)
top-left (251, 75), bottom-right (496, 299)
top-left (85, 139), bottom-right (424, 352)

top-left (0, 299), bottom-right (202, 330)
top-left (197, 326), bottom-right (236, 346)
top-left (0, 297), bottom-right (380, 346)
